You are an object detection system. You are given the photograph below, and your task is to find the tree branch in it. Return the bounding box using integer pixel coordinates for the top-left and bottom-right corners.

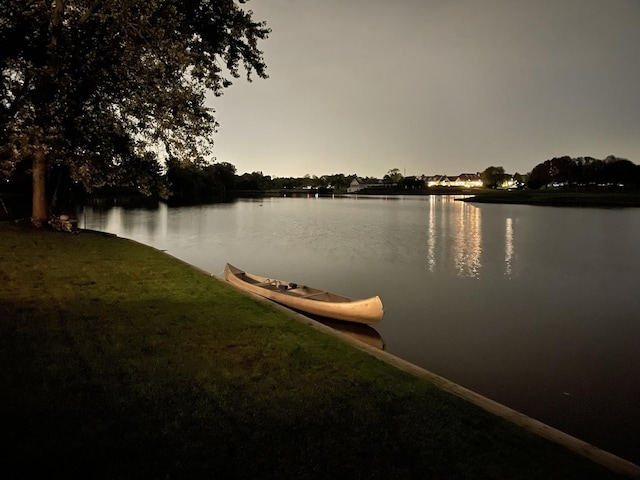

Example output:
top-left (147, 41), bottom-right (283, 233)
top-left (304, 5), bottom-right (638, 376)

top-left (50, 0), bottom-right (66, 47)
top-left (79, 0), bottom-right (105, 24)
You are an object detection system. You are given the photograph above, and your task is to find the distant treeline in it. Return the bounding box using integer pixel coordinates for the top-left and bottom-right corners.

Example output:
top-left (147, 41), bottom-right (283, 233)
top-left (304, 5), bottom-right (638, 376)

top-left (164, 155), bottom-right (640, 203)
top-left (2, 154), bottom-right (638, 212)
top-left (526, 155), bottom-right (640, 189)
top-left (166, 165), bottom-right (363, 204)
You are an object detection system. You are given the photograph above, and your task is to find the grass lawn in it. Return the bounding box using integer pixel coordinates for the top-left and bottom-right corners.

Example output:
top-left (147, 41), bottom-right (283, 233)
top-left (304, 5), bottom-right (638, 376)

top-left (0, 223), bottom-right (630, 479)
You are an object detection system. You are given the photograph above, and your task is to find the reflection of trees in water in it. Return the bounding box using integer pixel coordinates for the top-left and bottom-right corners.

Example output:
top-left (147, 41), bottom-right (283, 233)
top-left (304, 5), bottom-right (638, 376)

top-left (83, 202), bottom-right (168, 239)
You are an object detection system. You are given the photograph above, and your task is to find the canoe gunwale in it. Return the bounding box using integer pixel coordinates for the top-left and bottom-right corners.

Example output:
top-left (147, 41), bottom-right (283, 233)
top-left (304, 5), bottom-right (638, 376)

top-left (224, 263), bottom-right (383, 325)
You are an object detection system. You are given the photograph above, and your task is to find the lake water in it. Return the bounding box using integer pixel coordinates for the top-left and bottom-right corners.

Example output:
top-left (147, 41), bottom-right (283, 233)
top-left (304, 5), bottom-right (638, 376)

top-left (80, 195), bottom-right (640, 464)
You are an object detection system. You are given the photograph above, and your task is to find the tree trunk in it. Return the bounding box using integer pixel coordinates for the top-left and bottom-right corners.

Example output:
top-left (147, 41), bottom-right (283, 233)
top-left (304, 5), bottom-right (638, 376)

top-left (32, 147), bottom-right (48, 225)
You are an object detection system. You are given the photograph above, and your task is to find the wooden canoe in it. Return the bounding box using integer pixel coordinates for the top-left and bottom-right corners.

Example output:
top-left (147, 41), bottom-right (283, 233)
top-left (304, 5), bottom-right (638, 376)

top-left (224, 263), bottom-right (384, 325)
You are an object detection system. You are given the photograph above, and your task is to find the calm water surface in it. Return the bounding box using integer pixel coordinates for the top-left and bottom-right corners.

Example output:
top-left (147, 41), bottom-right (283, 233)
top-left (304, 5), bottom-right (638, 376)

top-left (81, 195), bottom-right (640, 464)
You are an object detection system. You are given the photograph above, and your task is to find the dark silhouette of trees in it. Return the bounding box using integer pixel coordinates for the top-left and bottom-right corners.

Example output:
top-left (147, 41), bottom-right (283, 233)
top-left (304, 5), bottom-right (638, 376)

top-left (526, 155), bottom-right (639, 189)
top-left (236, 171), bottom-right (273, 191)
top-left (481, 166), bottom-right (506, 188)
top-left (601, 157), bottom-right (639, 187)
top-left (527, 163), bottom-right (551, 189)
top-left (400, 176), bottom-right (426, 189)
top-left (1, 0), bottom-right (269, 223)
top-left (211, 162), bottom-right (238, 195)
top-left (384, 168), bottom-right (404, 184)
top-left (548, 156), bottom-right (576, 185)
top-left (167, 160), bottom-right (237, 204)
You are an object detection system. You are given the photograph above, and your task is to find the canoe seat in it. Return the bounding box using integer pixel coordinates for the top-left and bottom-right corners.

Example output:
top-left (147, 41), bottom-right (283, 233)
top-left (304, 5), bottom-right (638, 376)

top-left (253, 280), bottom-right (289, 291)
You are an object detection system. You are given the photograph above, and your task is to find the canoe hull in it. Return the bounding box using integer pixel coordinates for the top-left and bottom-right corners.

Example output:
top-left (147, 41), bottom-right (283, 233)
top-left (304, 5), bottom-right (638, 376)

top-left (224, 263), bottom-right (383, 325)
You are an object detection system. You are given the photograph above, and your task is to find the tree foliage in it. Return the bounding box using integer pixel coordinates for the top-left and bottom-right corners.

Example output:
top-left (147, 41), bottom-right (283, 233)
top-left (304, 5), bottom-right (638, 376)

top-left (480, 166), bottom-right (506, 188)
top-left (384, 168), bottom-right (403, 184)
top-left (167, 158), bottom-right (236, 204)
top-left (0, 0), bottom-right (269, 221)
top-left (526, 155), bottom-right (640, 189)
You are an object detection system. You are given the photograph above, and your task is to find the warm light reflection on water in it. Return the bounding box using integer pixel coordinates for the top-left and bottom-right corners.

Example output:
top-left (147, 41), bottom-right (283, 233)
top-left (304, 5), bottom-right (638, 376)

top-left (427, 200), bottom-right (436, 272)
top-left (505, 217), bottom-right (514, 278)
top-left (425, 196), bottom-right (482, 278)
top-left (424, 199), bottom-right (516, 279)
top-left (455, 201), bottom-right (482, 278)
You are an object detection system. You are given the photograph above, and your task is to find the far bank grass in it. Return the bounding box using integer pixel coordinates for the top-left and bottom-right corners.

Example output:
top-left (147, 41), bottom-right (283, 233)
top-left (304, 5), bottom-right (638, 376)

top-left (0, 223), bottom-right (627, 479)
top-left (463, 188), bottom-right (640, 207)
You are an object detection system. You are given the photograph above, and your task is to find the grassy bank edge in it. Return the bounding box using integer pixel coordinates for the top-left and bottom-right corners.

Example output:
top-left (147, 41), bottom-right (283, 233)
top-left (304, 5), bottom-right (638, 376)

top-left (347, 334), bottom-right (640, 479)
top-left (259, 293), bottom-right (640, 479)
top-left (461, 189), bottom-right (640, 208)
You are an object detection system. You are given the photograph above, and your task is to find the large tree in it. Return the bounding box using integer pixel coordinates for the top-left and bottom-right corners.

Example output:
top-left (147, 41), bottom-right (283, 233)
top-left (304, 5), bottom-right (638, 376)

top-left (0, 0), bottom-right (268, 223)
top-left (384, 168), bottom-right (403, 184)
top-left (480, 166), bottom-right (506, 189)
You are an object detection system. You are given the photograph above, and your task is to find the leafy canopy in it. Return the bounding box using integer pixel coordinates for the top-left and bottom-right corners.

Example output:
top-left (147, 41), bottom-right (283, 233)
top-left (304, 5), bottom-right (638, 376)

top-left (0, 0), bottom-right (269, 196)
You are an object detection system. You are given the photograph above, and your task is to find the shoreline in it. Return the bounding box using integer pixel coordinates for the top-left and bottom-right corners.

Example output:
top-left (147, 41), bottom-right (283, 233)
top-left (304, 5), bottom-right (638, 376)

top-left (235, 283), bottom-right (640, 479)
top-left (228, 188), bottom-right (640, 208)
top-left (460, 190), bottom-right (640, 208)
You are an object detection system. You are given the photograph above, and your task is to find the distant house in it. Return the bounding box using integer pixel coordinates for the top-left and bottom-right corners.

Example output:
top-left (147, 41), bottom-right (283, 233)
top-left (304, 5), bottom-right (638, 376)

top-left (427, 173), bottom-right (482, 188)
top-left (426, 175), bottom-right (452, 187)
top-left (347, 178), bottom-right (385, 193)
top-left (452, 173), bottom-right (482, 188)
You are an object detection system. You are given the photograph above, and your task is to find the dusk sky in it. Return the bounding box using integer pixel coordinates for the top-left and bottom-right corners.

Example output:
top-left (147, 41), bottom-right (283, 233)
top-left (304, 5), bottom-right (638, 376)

top-left (208, 0), bottom-right (640, 178)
